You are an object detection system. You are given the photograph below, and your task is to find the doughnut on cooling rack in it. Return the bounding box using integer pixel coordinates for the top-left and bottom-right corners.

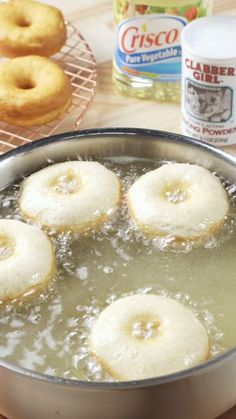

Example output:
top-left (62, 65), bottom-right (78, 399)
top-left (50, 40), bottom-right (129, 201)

top-left (0, 21), bottom-right (97, 154)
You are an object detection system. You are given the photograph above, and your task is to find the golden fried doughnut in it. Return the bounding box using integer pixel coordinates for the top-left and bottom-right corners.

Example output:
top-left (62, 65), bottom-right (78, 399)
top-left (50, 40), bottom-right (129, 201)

top-left (0, 0), bottom-right (66, 57)
top-left (0, 219), bottom-right (56, 302)
top-left (90, 294), bottom-right (209, 380)
top-left (128, 163), bottom-right (229, 240)
top-left (0, 55), bottom-right (72, 127)
top-left (19, 161), bottom-right (121, 232)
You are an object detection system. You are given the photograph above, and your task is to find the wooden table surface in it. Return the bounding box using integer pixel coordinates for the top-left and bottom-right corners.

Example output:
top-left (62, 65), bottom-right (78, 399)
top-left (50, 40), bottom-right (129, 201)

top-left (62, 0), bottom-right (236, 155)
top-left (1, 0), bottom-right (236, 418)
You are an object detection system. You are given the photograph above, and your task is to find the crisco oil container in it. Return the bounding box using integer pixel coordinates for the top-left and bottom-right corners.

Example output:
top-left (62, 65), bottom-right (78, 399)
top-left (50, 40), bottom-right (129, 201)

top-left (113, 0), bottom-right (213, 102)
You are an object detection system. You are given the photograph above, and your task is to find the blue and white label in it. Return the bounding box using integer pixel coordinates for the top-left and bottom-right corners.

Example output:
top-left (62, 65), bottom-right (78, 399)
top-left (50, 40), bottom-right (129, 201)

top-left (115, 14), bottom-right (187, 82)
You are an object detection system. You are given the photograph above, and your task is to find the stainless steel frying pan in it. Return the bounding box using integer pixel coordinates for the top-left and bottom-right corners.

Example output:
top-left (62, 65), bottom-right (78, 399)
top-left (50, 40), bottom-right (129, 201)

top-left (0, 128), bottom-right (235, 419)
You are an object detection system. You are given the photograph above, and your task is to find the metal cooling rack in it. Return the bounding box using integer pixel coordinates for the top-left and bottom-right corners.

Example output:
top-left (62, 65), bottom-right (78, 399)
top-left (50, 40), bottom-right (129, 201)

top-left (0, 21), bottom-right (97, 154)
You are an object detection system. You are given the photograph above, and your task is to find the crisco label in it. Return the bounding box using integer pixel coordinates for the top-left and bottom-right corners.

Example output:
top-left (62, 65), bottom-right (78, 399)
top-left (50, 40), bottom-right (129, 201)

top-left (115, 15), bottom-right (187, 82)
top-left (114, 1), bottom-right (212, 85)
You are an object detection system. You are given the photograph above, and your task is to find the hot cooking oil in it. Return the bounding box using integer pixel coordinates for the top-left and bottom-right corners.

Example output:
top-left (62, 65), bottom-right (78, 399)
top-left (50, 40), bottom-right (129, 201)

top-left (0, 157), bottom-right (235, 381)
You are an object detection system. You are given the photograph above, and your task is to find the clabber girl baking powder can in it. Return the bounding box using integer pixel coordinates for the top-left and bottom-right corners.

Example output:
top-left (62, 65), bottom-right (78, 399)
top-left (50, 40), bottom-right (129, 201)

top-left (181, 16), bottom-right (236, 146)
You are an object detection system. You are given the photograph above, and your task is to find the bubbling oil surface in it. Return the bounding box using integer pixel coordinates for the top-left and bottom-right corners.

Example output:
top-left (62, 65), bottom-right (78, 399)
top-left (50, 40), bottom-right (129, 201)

top-left (0, 158), bottom-right (236, 382)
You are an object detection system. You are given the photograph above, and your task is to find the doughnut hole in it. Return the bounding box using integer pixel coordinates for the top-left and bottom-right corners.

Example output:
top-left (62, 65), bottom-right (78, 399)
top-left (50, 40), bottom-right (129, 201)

top-left (50, 170), bottom-right (81, 195)
top-left (130, 317), bottom-right (160, 340)
top-left (15, 76), bottom-right (36, 90)
top-left (12, 11), bottom-right (32, 28)
top-left (0, 234), bottom-right (15, 260)
top-left (162, 181), bottom-right (190, 204)
top-left (16, 16), bottom-right (32, 27)
top-left (17, 79), bottom-right (36, 90)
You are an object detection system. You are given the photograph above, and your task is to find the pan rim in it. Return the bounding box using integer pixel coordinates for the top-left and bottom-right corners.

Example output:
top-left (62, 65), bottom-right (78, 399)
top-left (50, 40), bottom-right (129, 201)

top-left (0, 127), bottom-right (235, 390)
